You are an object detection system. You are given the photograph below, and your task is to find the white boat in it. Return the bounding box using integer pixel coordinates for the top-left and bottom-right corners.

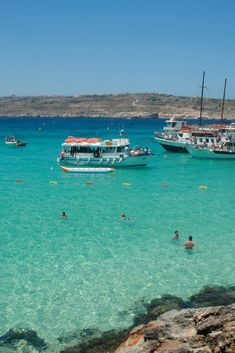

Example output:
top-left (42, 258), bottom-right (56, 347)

top-left (154, 73), bottom-right (230, 153)
top-left (154, 122), bottom-right (223, 153)
top-left (61, 166), bottom-right (115, 173)
top-left (153, 71), bottom-right (206, 153)
top-left (154, 117), bottom-right (191, 152)
top-left (58, 136), bottom-right (152, 167)
top-left (5, 135), bottom-right (26, 147)
top-left (155, 116), bottom-right (188, 136)
top-left (186, 132), bottom-right (235, 159)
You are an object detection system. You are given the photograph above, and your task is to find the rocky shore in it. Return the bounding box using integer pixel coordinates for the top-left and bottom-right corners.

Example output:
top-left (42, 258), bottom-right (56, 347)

top-left (1, 93), bottom-right (235, 119)
top-left (115, 304), bottom-right (235, 353)
top-left (0, 285), bottom-right (234, 353)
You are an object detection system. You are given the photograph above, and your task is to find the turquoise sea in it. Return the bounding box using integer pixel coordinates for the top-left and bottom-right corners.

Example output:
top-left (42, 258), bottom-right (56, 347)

top-left (0, 117), bottom-right (235, 348)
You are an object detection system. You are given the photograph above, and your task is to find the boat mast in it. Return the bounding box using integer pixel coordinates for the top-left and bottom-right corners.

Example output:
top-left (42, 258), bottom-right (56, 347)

top-left (221, 78), bottom-right (227, 124)
top-left (199, 71), bottom-right (206, 126)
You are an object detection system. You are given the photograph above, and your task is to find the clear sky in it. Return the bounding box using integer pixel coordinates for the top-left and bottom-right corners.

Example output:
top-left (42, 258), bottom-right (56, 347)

top-left (0, 0), bottom-right (235, 98)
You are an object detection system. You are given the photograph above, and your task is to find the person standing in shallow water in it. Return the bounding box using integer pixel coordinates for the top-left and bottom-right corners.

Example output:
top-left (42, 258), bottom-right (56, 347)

top-left (173, 230), bottom-right (180, 240)
top-left (184, 236), bottom-right (195, 249)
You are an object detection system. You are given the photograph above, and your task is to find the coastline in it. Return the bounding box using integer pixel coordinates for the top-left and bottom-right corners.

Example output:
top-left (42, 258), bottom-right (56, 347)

top-left (1, 93), bottom-right (235, 119)
top-left (0, 285), bottom-right (234, 353)
top-left (0, 115), bottom-right (234, 121)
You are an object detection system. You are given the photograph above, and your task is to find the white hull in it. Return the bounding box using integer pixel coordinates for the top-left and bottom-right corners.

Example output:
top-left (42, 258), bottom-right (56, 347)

top-left (61, 166), bottom-right (114, 173)
top-left (60, 154), bottom-right (151, 167)
top-left (5, 139), bottom-right (26, 147)
top-left (187, 146), bottom-right (235, 159)
top-left (154, 136), bottom-right (188, 152)
top-left (5, 142), bottom-right (17, 146)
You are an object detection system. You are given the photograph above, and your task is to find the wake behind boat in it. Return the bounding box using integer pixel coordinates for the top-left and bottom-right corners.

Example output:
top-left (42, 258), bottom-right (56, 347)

top-left (61, 166), bottom-right (115, 173)
top-left (58, 136), bottom-right (152, 167)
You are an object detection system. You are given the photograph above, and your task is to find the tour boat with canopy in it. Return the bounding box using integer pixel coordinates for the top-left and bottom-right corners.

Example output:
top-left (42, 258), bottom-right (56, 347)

top-left (58, 136), bottom-right (152, 167)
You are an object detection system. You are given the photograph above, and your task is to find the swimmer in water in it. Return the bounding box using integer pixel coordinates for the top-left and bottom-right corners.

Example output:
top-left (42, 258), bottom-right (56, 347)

top-left (61, 211), bottom-right (67, 219)
top-left (184, 236), bottom-right (195, 249)
top-left (173, 230), bottom-right (180, 240)
top-left (120, 214), bottom-right (130, 220)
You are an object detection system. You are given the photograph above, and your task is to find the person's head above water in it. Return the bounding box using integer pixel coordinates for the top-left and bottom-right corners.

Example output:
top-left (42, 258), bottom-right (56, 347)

top-left (121, 213), bottom-right (130, 220)
top-left (173, 230), bottom-right (179, 239)
top-left (189, 235), bottom-right (193, 241)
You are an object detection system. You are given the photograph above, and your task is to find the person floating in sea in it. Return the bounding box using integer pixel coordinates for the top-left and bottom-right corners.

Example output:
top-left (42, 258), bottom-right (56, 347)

top-left (173, 230), bottom-right (180, 240)
top-left (120, 214), bottom-right (130, 220)
top-left (184, 236), bottom-right (195, 249)
top-left (61, 211), bottom-right (67, 219)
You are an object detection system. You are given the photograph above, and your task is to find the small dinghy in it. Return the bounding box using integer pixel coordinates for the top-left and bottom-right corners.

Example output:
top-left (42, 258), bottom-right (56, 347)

top-left (16, 141), bottom-right (27, 147)
top-left (60, 166), bottom-right (115, 173)
top-left (5, 135), bottom-right (27, 147)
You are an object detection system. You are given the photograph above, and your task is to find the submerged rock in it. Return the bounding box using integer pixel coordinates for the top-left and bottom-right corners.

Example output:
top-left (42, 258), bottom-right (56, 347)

top-left (0, 328), bottom-right (47, 351)
top-left (1, 286), bottom-right (234, 353)
top-left (59, 286), bottom-right (235, 353)
top-left (189, 285), bottom-right (235, 308)
top-left (58, 327), bottom-right (100, 344)
top-left (145, 294), bottom-right (186, 318)
top-left (60, 328), bottom-right (129, 353)
top-left (132, 294), bottom-right (186, 326)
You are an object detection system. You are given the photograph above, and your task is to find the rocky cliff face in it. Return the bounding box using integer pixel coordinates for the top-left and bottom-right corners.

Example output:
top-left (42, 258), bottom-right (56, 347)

top-left (115, 304), bottom-right (235, 353)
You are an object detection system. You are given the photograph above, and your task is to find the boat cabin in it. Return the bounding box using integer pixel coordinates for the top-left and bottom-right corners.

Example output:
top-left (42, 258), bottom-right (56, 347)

top-left (163, 117), bottom-right (187, 132)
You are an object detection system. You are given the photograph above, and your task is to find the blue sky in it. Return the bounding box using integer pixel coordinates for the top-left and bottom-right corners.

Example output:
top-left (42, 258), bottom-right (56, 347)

top-left (0, 0), bottom-right (235, 98)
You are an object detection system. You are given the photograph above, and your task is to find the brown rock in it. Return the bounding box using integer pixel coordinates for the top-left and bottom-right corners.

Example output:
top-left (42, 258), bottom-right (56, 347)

top-left (114, 305), bottom-right (235, 353)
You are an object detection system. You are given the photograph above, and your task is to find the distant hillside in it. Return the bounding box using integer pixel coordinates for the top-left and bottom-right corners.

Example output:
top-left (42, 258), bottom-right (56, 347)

top-left (1, 93), bottom-right (235, 119)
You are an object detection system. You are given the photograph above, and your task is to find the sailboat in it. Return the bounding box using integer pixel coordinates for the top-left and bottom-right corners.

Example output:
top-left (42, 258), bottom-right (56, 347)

top-left (153, 72), bottom-right (227, 152)
top-left (186, 78), bottom-right (235, 159)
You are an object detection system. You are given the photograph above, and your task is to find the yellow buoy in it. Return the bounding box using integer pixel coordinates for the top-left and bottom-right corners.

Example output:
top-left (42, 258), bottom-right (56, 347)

top-left (199, 185), bottom-right (208, 189)
top-left (122, 183), bottom-right (131, 187)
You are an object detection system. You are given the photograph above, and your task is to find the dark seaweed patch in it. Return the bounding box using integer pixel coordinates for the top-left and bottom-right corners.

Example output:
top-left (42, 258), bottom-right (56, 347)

top-left (0, 328), bottom-right (47, 350)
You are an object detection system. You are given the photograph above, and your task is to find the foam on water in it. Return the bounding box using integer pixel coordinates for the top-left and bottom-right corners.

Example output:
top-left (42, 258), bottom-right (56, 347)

top-left (0, 117), bottom-right (235, 342)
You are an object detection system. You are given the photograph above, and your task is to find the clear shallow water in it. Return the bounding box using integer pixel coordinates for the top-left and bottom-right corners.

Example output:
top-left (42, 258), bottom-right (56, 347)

top-left (0, 117), bottom-right (235, 343)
